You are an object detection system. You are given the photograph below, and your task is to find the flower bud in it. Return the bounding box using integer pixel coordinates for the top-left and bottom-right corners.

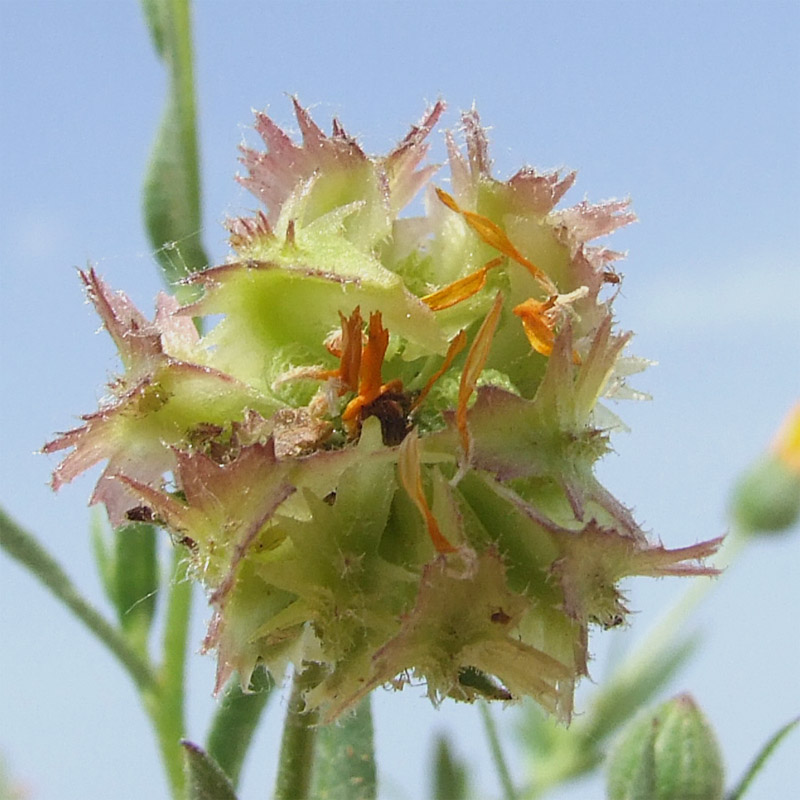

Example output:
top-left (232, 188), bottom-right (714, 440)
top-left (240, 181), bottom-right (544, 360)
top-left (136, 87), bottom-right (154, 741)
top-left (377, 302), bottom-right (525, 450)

top-left (606, 694), bottom-right (724, 800)
top-left (731, 404), bottom-right (800, 534)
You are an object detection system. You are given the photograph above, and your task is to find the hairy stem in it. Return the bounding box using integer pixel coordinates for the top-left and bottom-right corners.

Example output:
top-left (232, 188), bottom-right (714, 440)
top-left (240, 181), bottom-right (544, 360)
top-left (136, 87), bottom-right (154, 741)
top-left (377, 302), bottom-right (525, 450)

top-left (275, 668), bottom-right (321, 800)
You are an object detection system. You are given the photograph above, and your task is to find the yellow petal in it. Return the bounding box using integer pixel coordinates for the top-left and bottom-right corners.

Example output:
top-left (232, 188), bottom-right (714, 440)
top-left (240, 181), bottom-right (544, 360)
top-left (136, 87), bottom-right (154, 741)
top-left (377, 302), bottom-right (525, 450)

top-left (773, 403), bottom-right (800, 473)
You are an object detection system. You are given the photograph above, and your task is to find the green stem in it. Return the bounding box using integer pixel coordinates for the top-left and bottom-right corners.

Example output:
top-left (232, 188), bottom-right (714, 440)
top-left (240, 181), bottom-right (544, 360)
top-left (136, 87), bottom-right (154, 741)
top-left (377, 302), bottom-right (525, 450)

top-left (480, 701), bottom-right (517, 800)
top-left (275, 668), bottom-right (320, 800)
top-left (147, 550), bottom-right (193, 800)
top-left (0, 508), bottom-right (156, 693)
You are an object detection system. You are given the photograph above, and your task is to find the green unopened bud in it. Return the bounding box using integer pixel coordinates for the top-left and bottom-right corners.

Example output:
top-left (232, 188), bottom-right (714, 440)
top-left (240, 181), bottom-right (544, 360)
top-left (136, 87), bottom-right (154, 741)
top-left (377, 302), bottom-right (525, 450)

top-left (731, 404), bottom-right (800, 535)
top-left (606, 693), bottom-right (724, 800)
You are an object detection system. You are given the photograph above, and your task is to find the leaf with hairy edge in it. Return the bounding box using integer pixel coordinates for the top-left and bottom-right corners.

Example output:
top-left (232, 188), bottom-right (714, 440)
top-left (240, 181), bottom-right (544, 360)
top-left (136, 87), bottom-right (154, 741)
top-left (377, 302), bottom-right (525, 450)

top-left (182, 741), bottom-right (238, 800)
top-left (206, 667), bottom-right (274, 788)
top-left (311, 696), bottom-right (377, 800)
top-left (141, 0), bottom-right (209, 299)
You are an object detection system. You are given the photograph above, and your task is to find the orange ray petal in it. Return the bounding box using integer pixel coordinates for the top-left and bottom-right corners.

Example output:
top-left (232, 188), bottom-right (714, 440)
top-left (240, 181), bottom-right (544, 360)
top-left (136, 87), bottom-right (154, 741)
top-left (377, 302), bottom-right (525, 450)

top-left (337, 307), bottom-right (363, 392)
top-left (398, 429), bottom-right (457, 554)
top-left (435, 188), bottom-right (557, 294)
top-left (412, 329), bottom-right (468, 411)
top-left (457, 292), bottom-right (504, 463)
top-left (422, 257), bottom-right (504, 311)
top-left (359, 311), bottom-right (390, 406)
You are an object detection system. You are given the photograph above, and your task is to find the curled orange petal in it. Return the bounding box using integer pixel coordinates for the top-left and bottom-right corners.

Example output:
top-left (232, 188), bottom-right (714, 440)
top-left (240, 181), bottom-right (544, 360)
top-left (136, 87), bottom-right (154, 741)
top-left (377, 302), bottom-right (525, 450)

top-left (435, 188), bottom-right (557, 294)
top-left (513, 297), bottom-right (558, 358)
top-left (342, 311), bottom-right (394, 430)
top-left (398, 429), bottom-right (457, 554)
top-left (338, 307), bottom-right (364, 393)
top-left (422, 257), bottom-right (504, 311)
top-left (457, 292), bottom-right (504, 464)
top-left (359, 311), bottom-right (390, 406)
top-left (513, 291), bottom-right (585, 365)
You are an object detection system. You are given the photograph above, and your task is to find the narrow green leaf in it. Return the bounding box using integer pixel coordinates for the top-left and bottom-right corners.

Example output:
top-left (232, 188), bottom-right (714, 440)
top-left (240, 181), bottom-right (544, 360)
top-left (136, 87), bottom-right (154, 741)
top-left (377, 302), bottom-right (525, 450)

top-left (90, 506), bottom-right (115, 604)
top-left (206, 667), bottom-right (274, 788)
top-left (182, 741), bottom-right (238, 800)
top-left (431, 734), bottom-right (469, 800)
top-left (113, 522), bottom-right (159, 651)
top-left (0, 507), bottom-right (156, 693)
top-left (312, 695), bottom-right (376, 800)
top-left (584, 634), bottom-right (700, 742)
top-left (141, 0), bottom-right (167, 57)
top-left (480, 701), bottom-right (517, 800)
top-left (140, 0), bottom-right (209, 300)
top-left (726, 716), bottom-right (799, 800)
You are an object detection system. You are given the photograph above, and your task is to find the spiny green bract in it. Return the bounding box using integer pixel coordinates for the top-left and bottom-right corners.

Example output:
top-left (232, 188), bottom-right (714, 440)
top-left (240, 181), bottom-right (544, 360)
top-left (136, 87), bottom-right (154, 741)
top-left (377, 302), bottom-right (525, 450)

top-left (45, 99), bottom-right (721, 723)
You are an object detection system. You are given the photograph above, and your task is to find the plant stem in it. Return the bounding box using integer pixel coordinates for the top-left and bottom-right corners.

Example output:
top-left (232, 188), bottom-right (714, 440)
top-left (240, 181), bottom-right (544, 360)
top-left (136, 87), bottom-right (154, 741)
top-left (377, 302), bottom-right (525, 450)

top-left (275, 667), bottom-right (320, 800)
top-left (480, 700), bottom-right (517, 800)
top-left (0, 507), bottom-right (157, 693)
top-left (146, 550), bottom-right (193, 799)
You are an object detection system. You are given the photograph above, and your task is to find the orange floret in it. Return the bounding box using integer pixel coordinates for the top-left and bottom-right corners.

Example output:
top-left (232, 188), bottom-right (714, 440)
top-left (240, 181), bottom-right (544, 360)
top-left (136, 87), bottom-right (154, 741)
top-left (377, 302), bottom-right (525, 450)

top-left (341, 311), bottom-right (402, 433)
top-left (513, 294), bottom-right (583, 365)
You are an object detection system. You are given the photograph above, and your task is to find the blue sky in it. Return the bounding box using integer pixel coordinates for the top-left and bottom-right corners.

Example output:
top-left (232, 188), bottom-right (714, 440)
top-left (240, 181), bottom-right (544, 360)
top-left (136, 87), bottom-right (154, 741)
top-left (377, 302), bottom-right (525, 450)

top-left (1, 2), bottom-right (798, 798)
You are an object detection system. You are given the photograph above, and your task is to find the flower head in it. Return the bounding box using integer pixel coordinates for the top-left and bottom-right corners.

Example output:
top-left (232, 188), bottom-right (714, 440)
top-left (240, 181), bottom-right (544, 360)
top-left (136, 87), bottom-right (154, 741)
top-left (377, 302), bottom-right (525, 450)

top-left (47, 99), bottom-right (720, 722)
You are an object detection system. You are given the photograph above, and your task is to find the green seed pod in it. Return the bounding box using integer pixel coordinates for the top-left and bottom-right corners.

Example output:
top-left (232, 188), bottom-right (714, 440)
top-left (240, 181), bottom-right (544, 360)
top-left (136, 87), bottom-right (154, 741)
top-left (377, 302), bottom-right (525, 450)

top-left (606, 694), bottom-right (725, 800)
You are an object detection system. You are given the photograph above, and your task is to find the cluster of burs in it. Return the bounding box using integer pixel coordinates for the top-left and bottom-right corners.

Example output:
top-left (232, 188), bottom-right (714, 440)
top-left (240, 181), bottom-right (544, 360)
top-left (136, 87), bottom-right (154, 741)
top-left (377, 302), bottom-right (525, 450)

top-left (47, 99), bottom-right (719, 722)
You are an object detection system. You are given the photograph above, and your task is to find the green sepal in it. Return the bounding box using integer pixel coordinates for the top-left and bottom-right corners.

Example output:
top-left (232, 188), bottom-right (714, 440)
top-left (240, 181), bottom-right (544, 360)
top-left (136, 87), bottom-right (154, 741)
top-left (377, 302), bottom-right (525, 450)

top-left (182, 741), bottom-right (238, 800)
